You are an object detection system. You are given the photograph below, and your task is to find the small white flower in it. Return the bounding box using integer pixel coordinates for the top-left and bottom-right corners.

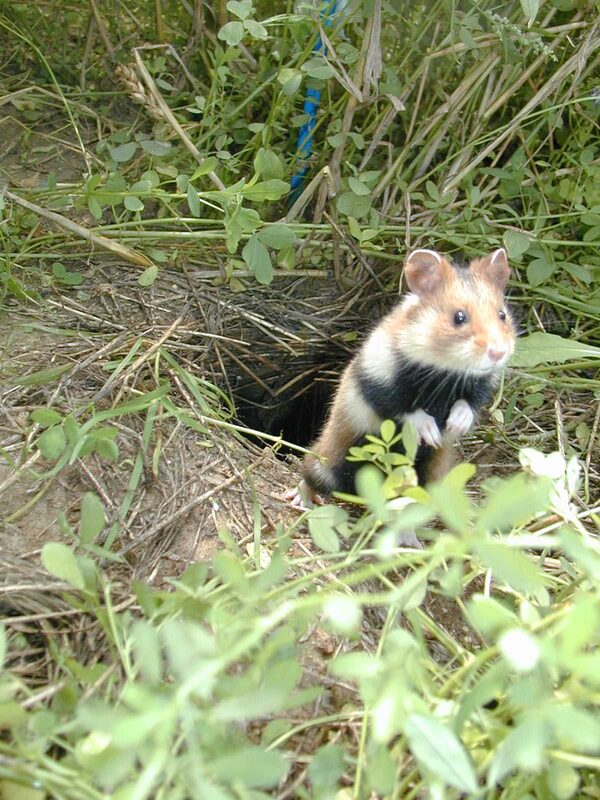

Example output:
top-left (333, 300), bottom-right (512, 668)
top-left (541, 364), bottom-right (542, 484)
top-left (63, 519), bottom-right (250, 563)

top-left (499, 628), bottom-right (540, 673)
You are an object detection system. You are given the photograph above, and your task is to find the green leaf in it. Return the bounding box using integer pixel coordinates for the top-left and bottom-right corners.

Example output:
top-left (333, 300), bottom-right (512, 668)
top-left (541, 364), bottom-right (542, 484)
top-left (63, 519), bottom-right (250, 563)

top-left (210, 746), bottom-right (288, 789)
top-left (244, 18), bottom-right (267, 39)
top-left (478, 473), bottom-right (552, 532)
top-left (31, 408), bottom-right (63, 427)
top-left (212, 687), bottom-right (290, 721)
top-left (307, 744), bottom-right (345, 793)
top-left (512, 332), bottom-right (600, 367)
top-left (110, 142), bottom-right (137, 162)
top-left (253, 148), bottom-right (284, 180)
top-left (307, 505), bottom-right (347, 553)
top-left (277, 68), bottom-right (302, 96)
top-left (218, 20), bottom-right (245, 46)
top-left (38, 426), bottom-right (67, 460)
top-left (236, 206), bottom-right (261, 233)
top-left (63, 272), bottom-right (83, 286)
top-left (546, 763), bottom-right (580, 800)
top-left (0, 780), bottom-right (44, 800)
top-left (138, 264), bottom-right (158, 286)
top-left (323, 594), bottom-right (362, 635)
top-left (139, 139), bottom-right (171, 156)
top-left (95, 438), bottom-right (119, 461)
top-left (330, 651), bottom-right (379, 681)
top-left (227, 0), bottom-right (253, 19)
top-left (79, 492), bottom-right (105, 545)
top-left (380, 419), bottom-right (396, 443)
top-left (187, 183), bottom-right (201, 217)
top-left (301, 56), bottom-right (335, 80)
top-left (546, 705), bottom-right (600, 754)
top-left (401, 419), bottom-right (418, 462)
top-left (242, 235), bottom-right (273, 285)
top-left (488, 718), bottom-right (548, 786)
top-left (404, 714), bottom-right (478, 794)
top-left (474, 541), bottom-right (546, 593)
top-left (467, 594), bottom-right (518, 637)
top-left (428, 479), bottom-right (473, 533)
top-left (129, 179), bottom-right (152, 192)
top-left (257, 224), bottom-right (295, 250)
top-left (520, 0), bottom-right (540, 26)
top-left (503, 230), bottom-right (531, 261)
top-left (87, 196), bottom-right (102, 219)
top-left (41, 542), bottom-right (85, 590)
top-left (348, 176), bottom-right (371, 195)
top-left (9, 364), bottom-right (71, 387)
top-left (242, 179), bottom-right (289, 202)
top-left (190, 157), bottom-right (219, 181)
top-left (365, 744), bottom-right (396, 795)
top-left (337, 191), bottom-right (372, 218)
top-left (124, 195), bottom-right (144, 212)
top-left (527, 257), bottom-right (555, 287)
top-left (132, 621), bottom-right (162, 685)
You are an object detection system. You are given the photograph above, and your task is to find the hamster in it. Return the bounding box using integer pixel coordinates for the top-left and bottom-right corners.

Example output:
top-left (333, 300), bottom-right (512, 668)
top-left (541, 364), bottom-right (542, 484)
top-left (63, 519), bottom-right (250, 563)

top-left (289, 247), bottom-right (516, 512)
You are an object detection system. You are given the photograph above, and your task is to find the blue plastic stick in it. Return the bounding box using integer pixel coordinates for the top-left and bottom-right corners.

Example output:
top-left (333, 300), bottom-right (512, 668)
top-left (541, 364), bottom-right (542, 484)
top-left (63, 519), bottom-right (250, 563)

top-left (289, 1), bottom-right (337, 204)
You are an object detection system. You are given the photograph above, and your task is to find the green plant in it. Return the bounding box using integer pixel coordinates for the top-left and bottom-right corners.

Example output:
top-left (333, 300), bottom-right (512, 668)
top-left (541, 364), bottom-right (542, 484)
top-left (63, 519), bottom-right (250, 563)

top-left (2, 441), bottom-right (599, 798)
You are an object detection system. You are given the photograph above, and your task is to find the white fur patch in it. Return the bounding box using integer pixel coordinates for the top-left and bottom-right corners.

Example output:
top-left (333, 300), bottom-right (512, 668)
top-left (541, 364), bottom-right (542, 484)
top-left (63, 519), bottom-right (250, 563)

top-left (344, 375), bottom-right (381, 435)
top-left (445, 399), bottom-right (475, 441)
top-left (359, 326), bottom-right (396, 383)
top-left (404, 409), bottom-right (442, 447)
top-left (401, 293), bottom-right (420, 310)
top-left (311, 461), bottom-right (335, 490)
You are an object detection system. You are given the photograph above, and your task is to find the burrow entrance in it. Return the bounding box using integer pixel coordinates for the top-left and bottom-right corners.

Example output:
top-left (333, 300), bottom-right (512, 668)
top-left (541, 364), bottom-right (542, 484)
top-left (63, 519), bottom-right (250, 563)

top-left (232, 346), bottom-right (338, 451)
top-left (205, 276), bottom-right (392, 453)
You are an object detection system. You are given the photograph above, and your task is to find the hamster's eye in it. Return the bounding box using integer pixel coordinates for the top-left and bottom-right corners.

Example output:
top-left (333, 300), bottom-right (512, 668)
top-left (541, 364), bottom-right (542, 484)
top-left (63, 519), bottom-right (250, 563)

top-left (453, 310), bottom-right (468, 326)
top-left (498, 309), bottom-right (507, 321)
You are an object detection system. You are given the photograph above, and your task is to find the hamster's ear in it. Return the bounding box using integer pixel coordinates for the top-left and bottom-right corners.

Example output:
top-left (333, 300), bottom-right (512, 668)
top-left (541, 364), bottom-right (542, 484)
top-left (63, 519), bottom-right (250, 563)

top-left (404, 249), bottom-right (450, 296)
top-left (481, 247), bottom-right (510, 291)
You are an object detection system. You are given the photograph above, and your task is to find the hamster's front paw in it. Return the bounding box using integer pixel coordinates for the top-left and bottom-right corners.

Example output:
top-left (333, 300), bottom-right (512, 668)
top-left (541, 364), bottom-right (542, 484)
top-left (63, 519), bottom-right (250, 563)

top-left (404, 409), bottom-right (442, 448)
top-left (284, 480), bottom-right (324, 511)
top-left (445, 399), bottom-right (475, 441)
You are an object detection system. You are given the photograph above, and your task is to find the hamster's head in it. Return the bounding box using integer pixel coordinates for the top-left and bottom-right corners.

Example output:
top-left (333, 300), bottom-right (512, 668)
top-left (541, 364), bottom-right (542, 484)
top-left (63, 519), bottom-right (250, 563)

top-left (397, 248), bottom-right (516, 375)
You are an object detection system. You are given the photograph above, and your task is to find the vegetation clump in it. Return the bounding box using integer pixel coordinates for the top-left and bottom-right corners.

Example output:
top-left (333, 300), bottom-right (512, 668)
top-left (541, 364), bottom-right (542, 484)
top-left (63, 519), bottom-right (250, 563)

top-left (0, 1), bottom-right (599, 798)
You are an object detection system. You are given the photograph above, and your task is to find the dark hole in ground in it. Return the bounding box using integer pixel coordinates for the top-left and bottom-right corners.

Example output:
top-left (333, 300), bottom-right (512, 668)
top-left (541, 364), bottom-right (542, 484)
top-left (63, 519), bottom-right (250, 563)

top-left (216, 276), bottom-right (393, 455)
top-left (232, 347), bottom-right (344, 452)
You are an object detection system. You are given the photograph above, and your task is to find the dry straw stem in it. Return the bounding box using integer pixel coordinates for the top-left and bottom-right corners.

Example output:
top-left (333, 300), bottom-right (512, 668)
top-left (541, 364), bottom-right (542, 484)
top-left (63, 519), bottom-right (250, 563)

top-left (130, 48), bottom-right (226, 191)
top-left (443, 20), bottom-right (600, 192)
top-left (320, 0), bottom-right (385, 207)
top-left (3, 188), bottom-right (153, 268)
top-left (114, 63), bottom-right (163, 120)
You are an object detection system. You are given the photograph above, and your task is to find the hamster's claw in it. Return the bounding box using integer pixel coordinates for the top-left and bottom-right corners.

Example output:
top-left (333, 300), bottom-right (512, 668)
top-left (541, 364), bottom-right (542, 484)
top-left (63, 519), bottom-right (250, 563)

top-left (284, 481), bottom-right (325, 511)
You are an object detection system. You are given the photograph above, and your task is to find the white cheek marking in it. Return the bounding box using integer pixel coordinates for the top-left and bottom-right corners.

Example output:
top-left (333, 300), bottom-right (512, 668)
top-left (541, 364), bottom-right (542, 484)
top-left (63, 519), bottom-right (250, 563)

top-left (343, 375), bottom-right (381, 435)
top-left (360, 326), bottom-right (396, 383)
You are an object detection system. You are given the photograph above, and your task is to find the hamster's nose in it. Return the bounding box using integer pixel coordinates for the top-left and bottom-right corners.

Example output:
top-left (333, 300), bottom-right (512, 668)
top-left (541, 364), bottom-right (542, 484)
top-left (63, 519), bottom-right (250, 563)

top-left (487, 347), bottom-right (506, 362)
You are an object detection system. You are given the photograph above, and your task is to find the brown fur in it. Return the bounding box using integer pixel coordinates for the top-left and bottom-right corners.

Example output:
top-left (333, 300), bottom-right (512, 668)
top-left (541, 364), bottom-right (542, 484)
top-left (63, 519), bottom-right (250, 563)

top-left (300, 247), bottom-right (516, 501)
top-left (303, 365), bottom-right (364, 491)
top-left (423, 443), bottom-right (455, 482)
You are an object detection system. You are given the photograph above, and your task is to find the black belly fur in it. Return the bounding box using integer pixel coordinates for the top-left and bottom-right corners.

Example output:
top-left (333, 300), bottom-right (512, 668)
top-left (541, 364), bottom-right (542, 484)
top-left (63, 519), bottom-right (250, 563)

top-left (329, 360), bottom-right (494, 495)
